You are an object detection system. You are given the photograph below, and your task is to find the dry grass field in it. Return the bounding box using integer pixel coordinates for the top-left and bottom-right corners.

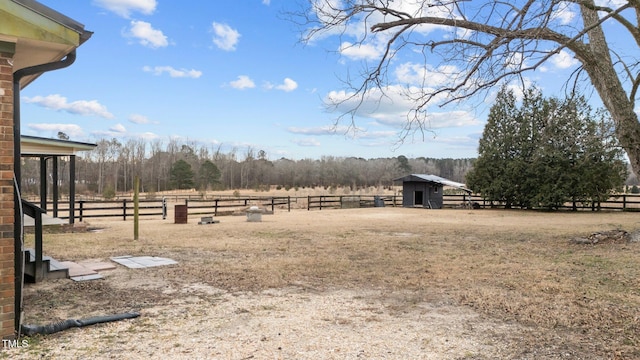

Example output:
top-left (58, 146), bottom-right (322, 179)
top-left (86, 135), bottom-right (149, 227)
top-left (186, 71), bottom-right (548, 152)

top-left (4, 207), bottom-right (640, 359)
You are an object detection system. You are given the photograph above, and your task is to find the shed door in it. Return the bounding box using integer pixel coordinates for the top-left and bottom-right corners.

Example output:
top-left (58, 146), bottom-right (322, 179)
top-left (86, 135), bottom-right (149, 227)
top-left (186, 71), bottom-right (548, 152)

top-left (414, 191), bottom-right (423, 206)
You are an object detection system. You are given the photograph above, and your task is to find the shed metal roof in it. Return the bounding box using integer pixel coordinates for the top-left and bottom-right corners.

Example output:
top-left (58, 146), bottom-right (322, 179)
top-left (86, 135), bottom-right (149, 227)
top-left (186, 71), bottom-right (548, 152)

top-left (394, 174), bottom-right (471, 193)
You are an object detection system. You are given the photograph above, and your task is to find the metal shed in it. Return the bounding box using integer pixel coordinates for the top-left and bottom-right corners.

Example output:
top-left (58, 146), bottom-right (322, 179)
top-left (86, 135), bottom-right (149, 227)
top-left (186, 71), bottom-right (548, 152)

top-left (394, 174), bottom-right (471, 209)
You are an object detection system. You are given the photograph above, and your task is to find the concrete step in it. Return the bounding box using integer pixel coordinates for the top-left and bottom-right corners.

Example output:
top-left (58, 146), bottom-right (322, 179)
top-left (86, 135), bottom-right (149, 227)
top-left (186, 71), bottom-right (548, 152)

top-left (23, 248), bottom-right (69, 281)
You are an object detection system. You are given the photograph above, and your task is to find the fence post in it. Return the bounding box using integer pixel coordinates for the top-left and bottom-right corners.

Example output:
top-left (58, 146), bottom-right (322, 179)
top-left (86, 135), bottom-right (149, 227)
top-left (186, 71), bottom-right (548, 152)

top-left (214, 199), bottom-right (218, 217)
top-left (623, 195), bottom-right (627, 210)
top-left (123, 199), bottom-right (127, 221)
top-left (78, 201), bottom-right (83, 222)
top-left (307, 196), bottom-right (310, 211)
top-left (162, 197), bottom-right (167, 220)
top-left (271, 197), bottom-right (275, 213)
top-left (134, 176), bottom-right (139, 240)
top-left (288, 196), bottom-right (291, 212)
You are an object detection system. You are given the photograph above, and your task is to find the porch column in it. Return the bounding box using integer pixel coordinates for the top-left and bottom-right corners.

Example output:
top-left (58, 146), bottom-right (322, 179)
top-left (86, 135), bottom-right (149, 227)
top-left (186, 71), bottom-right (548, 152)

top-left (39, 156), bottom-right (47, 210)
top-left (52, 156), bottom-right (58, 217)
top-left (69, 155), bottom-right (75, 224)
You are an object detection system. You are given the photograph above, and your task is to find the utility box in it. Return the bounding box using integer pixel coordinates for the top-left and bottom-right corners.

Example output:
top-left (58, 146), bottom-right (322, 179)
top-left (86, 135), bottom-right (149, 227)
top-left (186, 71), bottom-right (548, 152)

top-left (246, 206), bottom-right (263, 222)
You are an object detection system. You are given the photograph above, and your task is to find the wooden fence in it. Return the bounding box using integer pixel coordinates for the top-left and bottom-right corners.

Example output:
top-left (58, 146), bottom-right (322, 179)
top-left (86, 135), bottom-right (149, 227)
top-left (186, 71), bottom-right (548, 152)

top-left (307, 195), bottom-right (401, 210)
top-left (48, 196), bottom-right (293, 222)
top-left (442, 194), bottom-right (640, 211)
top-left (33, 193), bottom-right (640, 223)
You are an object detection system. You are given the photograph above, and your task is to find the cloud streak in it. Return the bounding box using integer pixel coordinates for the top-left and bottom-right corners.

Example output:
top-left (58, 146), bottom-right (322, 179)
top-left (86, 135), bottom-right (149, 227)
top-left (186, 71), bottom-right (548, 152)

top-left (93, 0), bottom-right (157, 18)
top-left (143, 65), bottom-right (202, 78)
top-left (27, 123), bottom-right (84, 137)
top-left (24, 94), bottom-right (115, 119)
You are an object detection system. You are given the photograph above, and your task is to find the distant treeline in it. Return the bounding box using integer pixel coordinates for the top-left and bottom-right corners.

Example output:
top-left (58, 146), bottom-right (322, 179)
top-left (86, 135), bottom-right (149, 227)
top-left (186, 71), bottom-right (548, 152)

top-left (20, 138), bottom-right (477, 196)
top-left (19, 137), bottom-right (639, 197)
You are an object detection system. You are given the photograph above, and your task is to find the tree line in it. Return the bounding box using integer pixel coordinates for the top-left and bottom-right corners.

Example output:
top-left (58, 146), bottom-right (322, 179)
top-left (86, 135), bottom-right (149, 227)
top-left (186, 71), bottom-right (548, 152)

top-left (19, 138), bottom-right (475, 198)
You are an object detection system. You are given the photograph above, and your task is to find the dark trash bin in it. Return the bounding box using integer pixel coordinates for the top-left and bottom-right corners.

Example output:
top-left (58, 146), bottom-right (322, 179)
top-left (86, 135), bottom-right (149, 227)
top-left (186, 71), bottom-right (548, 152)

top-left (174, 205), bottom-right (188, 224)
top-left (374, 196), bottom-right (385, 207)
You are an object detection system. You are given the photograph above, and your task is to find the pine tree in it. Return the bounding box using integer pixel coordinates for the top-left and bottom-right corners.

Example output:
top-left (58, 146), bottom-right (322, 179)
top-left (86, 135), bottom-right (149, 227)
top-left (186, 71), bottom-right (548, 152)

top-left (198, 160), bottom-right (221, 191)
top-left (466, 86), bottom-right (521, 208)
top-left (169, 159), bottom-right (195, 190)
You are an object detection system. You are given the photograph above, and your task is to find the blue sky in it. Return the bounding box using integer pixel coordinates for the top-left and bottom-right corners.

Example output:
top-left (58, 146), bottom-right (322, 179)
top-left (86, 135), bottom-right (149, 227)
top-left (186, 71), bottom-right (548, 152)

top-left (22, 0), bottom-right (595, 160)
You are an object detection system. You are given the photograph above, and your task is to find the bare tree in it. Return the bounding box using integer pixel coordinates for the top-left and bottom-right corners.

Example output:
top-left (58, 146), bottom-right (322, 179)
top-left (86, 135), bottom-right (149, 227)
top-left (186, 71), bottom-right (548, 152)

top-left (295, 0), bottom-right (640, 176)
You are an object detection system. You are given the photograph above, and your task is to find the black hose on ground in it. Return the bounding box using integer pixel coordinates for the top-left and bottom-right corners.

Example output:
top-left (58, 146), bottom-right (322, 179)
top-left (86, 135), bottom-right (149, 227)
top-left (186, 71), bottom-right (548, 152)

top-left (20, 312), bottom-right (140, 336)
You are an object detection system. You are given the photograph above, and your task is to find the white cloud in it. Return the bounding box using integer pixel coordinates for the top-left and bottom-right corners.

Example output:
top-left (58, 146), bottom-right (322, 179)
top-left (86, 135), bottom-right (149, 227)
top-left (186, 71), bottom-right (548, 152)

top-left (292, 138), bottom-right (321, 147)
top-left (262, 0), bottom-right (271, 4)
top-left (552, 3), bottom-right (576, 25)
top-left (24, 94), bottom-right (114, 119)
top-left (309, 0), bottom-right (453, 48)
top-left (265, 78), bottom-right (298, 92)
top-left (288, 125), bottom-right (393, 139)
top-left (550, 49), bottom-right (579, 69)
top-left (212, 22), bottom-right (240, 51)
top-left (27, 123), bottom-right (84, 137)
top-left (91, 129), bottom-right (124, 137)
top-left (395, 62), bottom-right (460, 87)
top-left (420, 111), bottom-right (480, 129)
top-left (230, 75), bottom-right (256, 90)
top-left (339, 42), bottom-right (382, 60)
top-left (325, 85), bottom-right (479, 129)
top-left (110, 123), bottom-right (127, 133)
top-left (505, 52), bottom-right (525, 70)
top-left (127, 20), bottom-right (168, 48)
top-left (287, 125), bottom-right (342, 135)
top-left (352, 130), bottom-right (397, 139)
top-left (93, 0), bottom-right (156, 18)
top-left (143, 65), bottom-right (202, 78)
top-left (139, 132), bottom-right (159, 140)
top-left (128, 114), bottom-right (154, 124)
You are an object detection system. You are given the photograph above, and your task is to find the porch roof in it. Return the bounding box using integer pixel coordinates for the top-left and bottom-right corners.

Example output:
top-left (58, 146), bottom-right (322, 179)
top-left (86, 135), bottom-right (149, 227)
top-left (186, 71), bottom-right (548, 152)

top-left (20, 135), bottom-right (96, 156)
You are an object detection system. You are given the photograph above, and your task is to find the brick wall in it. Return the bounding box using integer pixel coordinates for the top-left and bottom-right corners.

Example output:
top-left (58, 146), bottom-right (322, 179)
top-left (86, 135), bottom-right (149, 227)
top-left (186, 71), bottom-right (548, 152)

top-left (0, 51), bottom-right (15, 340)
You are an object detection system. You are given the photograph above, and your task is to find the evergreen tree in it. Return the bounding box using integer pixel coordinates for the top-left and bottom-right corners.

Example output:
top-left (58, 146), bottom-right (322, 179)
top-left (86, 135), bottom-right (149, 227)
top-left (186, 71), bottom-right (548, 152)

top-left (466, 87), bottom-right (627, 209)
top-left (198, 160), bottom-right (221, 190)
top-left (396, 155), bottom-right (412, 174)
top-left (465, 86), bottom-right (521, 208)
top-left (169, 159), bottom-right (195, 190)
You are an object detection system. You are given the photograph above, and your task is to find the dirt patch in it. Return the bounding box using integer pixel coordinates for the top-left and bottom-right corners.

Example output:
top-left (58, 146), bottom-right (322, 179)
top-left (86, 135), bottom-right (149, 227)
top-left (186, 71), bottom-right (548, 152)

top-left (8, 208), bottom-right (640, 359)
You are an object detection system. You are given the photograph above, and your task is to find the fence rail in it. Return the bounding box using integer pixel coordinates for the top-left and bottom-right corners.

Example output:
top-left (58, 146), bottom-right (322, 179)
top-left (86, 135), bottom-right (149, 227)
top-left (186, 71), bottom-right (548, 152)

top-left (307, 195), bottom-right (401, 210)
top-left (442, 194), bottom-right (640, 211)
top-left (30, 193), bottom-right (640, 223)
top-left (47, 196), bottom-right (293, 222)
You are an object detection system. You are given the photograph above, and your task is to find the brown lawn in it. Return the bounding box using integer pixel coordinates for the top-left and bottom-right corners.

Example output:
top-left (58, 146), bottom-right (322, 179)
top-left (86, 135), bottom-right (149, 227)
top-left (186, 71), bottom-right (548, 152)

top-left (5, 207), bottom-right (640, 359)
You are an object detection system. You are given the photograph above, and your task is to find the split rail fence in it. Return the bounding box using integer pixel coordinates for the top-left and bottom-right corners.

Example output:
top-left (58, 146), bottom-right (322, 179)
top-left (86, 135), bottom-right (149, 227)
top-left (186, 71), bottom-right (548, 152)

top-left (31, 193), bottom-right (640, 223)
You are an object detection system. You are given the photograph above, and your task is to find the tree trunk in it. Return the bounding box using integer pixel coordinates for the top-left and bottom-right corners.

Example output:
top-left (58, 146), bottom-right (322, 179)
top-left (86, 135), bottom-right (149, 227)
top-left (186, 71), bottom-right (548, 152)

top-left (579, 2), bottom-right (640, 177)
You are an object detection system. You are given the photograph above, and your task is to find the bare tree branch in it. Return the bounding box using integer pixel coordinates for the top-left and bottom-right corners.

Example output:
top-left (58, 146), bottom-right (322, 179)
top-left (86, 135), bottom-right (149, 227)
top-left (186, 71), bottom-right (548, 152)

top-left (291, 0), bottom-right (640, 177)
